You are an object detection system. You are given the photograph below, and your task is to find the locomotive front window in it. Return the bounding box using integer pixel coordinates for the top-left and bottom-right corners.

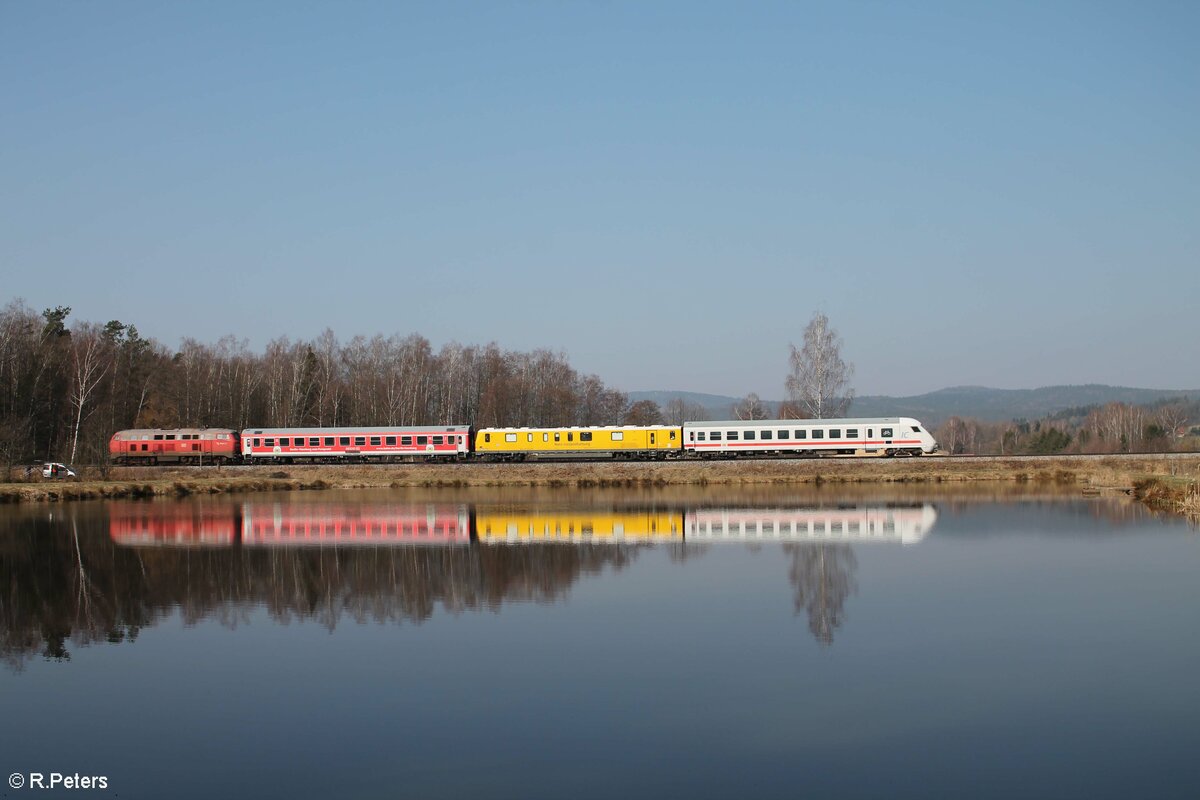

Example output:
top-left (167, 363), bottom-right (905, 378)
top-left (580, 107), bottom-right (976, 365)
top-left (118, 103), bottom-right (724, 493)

top-left (340, 437), bottom-right (350, 446)
top-left (370, 437), bottom-right (381, 446)
top-left (386, 436), bottom-right (396, 446)
top-left (355, 437), bottom-right (366, 446)
top-left (912, 426), bottom-right (922, 432)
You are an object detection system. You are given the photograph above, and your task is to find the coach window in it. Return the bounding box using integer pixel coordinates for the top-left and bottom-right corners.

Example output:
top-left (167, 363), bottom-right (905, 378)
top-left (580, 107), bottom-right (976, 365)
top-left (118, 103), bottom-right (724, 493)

top-left (796, 430), bottom-right (807, 440)
top-left (370, 437), bottom-right (381, 446)
top-left (611, 431), bottom-right (624, 441)
top-left (402, 436), bottom-right (412, 445)
top-left (253, 438), bottom-right (261, 447)
top-left (696, 432), bottom-right (706, 441)
top-left (265, 438), bottom-right (275, 446)
top-left (505, 433), bottom-right (517, 443)
top-left (417, 436), bottom-right (428, 445)
top-left (867, 429), bottom-right (873, 438)
top-left (386, 436), bottom-right (396, 446)
top-left (309, 437), bottom-right (319, 446)
top-left (710, 432), bottom-right (721, 441)
top-left (166, 434), bottom-right (176, 440)
top-left (812, 430), bottom-right (824, 440)
top-left (154, 434), bottom-right (163, 440)
top-left (527, 433), bottom-right (533, 442)
top-left (581, 432), bottom-right (592, 442)
top-left (432, 436), bottom-right (443, 445)
top-left (846, 429), bottom-right (858, 438)
top-left (141, 444), bottom-right (148, 451)
top-left (744, 431), bottom-right (756, 440)
top-left (829, 429), bottom-right (841, 439)
top-left (777, 429), bottom-right (788, 439)
top-left (881, 428), bottom-right (893, 438)
top-left (543, 433), bottom-right (549, 442)
top-left (761, 430), bottom-right (772, 440)
top-left (324, 437), bottom-right (334, 446)
top-left (727, 431), bottom-right (739, 440)
top-left (355, 437), bottom-right (366, 446)
top-left (340, 437), bottom-right (350, 446)
top-left (282, 437), bottom-right (292, 447)
top-left (567, 432), bottom-right (573, 442)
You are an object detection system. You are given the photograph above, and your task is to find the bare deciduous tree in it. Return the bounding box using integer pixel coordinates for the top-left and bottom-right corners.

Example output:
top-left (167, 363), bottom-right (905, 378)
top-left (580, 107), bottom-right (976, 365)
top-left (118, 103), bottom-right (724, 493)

top-left (68, 323), bottom-right (111, 463)
top-left (785, 312), bottom-right (854, 419)
top-left (733, 392), bottom-right (770, 420)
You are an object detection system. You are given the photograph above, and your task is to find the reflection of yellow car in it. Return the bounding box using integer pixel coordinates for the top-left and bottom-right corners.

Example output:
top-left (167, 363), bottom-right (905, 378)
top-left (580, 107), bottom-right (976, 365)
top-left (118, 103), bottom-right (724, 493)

top-left (475, 510), bottom-right (684, 543)
top-left (474, 426), bottom-right (681, 460)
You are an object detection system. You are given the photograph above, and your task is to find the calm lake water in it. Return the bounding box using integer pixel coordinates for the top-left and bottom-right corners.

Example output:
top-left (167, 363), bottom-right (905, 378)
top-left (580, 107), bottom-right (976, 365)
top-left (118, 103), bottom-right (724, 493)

top-left (2, 488), bottom-right (1197, 799)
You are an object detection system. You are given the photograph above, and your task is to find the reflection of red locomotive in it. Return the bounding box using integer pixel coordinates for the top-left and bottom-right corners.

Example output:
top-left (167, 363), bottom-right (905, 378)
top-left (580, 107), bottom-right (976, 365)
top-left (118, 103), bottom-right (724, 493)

top-left (108, 501), bottom-right (239, 547)
top-left (241, 502), bottom-right (470, 546)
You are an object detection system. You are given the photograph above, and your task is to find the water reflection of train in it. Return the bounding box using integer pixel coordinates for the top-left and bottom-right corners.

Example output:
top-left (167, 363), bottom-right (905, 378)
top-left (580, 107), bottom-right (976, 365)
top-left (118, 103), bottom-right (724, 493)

top-left (110, 503), bottom-right (936, 547)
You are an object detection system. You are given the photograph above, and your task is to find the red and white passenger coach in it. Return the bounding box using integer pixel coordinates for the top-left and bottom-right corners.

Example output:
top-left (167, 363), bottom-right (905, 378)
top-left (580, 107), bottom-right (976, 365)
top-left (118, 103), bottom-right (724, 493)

top-left (241, 425), bottom-right (471, 462)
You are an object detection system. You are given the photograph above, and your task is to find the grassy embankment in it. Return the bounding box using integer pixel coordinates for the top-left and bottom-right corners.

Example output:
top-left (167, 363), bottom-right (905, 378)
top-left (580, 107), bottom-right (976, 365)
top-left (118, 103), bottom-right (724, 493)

top-left (2, 455), bottom-right (1198, 516)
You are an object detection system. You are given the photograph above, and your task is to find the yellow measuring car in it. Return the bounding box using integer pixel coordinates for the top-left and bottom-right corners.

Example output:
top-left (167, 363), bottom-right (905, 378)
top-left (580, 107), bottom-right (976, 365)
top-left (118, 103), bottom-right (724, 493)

top-left (474, 425), bottom-right (681, 460)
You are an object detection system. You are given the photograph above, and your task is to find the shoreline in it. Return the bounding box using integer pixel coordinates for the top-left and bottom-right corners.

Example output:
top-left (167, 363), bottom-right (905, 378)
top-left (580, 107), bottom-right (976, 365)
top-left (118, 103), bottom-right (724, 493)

top-left (3, 455), bottom-right (1198, 518)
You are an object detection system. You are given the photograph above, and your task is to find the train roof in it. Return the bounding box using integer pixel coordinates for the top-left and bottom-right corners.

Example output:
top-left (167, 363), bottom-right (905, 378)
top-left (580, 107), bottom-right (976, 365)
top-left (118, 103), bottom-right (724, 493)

top-left (112, 427), bottom-right (236, 435)
top-left (242, 425), bottom-right (470, 434)
top-left (683, 417), bottom-right (919, 427)
top-left (476, 425), bottom-right (680, 432)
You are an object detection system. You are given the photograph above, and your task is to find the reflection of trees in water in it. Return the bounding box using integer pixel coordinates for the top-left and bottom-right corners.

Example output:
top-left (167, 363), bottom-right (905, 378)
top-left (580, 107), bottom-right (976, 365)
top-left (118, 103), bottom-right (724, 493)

top-left (784, 544), bottom-right (857, 646)
top-left (0, 515), bottom-right (643, 670)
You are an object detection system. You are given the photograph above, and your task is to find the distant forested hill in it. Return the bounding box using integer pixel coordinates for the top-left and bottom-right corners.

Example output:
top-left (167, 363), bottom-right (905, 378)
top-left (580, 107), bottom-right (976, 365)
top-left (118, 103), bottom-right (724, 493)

top-left (630, 385), bottom-right (1199, 425)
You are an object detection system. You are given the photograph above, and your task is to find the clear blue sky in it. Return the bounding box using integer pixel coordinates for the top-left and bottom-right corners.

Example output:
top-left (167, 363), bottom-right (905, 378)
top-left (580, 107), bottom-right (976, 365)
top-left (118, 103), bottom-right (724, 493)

top-left (3, 1), bottom-right (1197, 397)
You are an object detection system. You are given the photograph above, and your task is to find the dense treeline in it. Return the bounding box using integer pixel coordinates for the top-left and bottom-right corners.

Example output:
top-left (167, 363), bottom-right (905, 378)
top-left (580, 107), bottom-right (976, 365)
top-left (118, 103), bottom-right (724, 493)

top-left (934, 398), bottom-right (1197, 456)
top-left (0, 300), bottom-right (629, 465)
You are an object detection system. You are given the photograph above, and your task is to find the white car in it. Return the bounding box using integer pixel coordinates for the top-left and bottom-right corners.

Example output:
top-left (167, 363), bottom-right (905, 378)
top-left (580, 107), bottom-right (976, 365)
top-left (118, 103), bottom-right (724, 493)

top-left (42, 462), bottom-right (77, 479)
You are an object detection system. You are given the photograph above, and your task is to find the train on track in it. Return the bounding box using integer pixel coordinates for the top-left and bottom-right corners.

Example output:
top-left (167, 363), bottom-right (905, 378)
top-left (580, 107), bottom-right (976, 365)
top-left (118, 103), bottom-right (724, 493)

top-left (108, 417), bottom-right (939, 466)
